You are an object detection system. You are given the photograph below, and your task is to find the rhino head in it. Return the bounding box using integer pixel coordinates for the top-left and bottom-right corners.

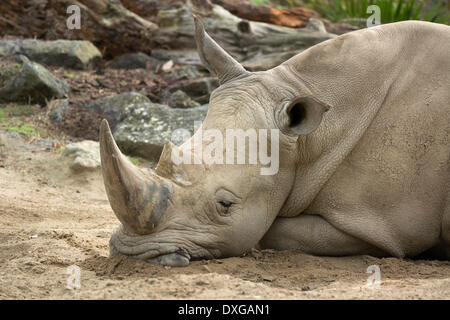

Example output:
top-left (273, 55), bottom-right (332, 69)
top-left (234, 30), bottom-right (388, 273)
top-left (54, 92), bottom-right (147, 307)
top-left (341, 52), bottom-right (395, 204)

top-left (101, 17), bottom-right (330, 266)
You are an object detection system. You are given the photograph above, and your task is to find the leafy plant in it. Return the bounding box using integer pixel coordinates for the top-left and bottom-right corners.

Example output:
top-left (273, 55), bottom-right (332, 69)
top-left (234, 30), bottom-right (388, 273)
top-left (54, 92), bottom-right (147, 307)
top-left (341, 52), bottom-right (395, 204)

top-left (313, 0), bottom-right (449, 27)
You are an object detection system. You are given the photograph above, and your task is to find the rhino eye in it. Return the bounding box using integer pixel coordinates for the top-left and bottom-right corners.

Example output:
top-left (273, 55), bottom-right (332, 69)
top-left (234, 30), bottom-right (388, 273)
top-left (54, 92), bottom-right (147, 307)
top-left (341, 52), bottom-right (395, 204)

top-left (216, 200), bottom-right (233, 216)
top-left (219, 200), bottom-right (232, 208)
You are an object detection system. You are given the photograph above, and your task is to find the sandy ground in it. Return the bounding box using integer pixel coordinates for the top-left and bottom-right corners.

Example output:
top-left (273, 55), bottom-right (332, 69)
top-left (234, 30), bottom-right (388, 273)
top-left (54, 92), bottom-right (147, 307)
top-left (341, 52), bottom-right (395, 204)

top-left (1, 130), bottom-right (450, 300)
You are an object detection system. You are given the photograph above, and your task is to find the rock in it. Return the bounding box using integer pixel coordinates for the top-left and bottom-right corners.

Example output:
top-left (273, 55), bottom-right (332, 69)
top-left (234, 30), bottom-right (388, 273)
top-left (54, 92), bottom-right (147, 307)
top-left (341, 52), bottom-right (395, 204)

top-left (0, 130), bottom-right (23, 146)
top-left (150, 49), bottom-right (204, 66)
top-left (48, 99), bottom-right (69, 123)
top-left (84, 92), bottom-right (151, 128)
top-left (168, 77), bottom-right (218, 105)
top-left (0, 63), bottom-right (19, 88)
top-left (0, 56), bottom-right (69, 105)
top-left (113, 103), bottom-right (208, 160)
top-left (163, 65), bottom-right (208, 82)
top-left (168, 90), bottom-right (201, 109)
top-left (0, 0), bottom-right (157, 59)
top-left (0, 40), bottom-right (102, 70)
top-left (79, 92), bottom-right (206, 160)
top-left (64, 140), bottom-right (101, 171)
top-left (107, 52), bottom-right (159, 70)
top-left (306, 18), bottom-right (328, 34)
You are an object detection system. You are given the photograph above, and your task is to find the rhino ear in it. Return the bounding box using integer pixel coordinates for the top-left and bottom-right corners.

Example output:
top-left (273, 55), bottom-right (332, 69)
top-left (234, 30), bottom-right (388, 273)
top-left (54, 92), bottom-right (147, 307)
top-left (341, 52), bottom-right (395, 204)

top-left (193, 15), bottom-right (248, 85)
top-left (276, 96), bottom-right (331, 136)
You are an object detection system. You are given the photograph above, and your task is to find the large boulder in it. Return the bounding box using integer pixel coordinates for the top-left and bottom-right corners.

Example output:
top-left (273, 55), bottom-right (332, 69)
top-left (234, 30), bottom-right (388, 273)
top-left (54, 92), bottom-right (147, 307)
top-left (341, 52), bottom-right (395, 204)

top-left (113, 102), bottom-right (208, 160)
top-left (83, 92), bottom-right (151, 128)
top-left (0, 56), bottom-right (69, 105)
top-left (0, 40), bottom-right (102, 70)
top-left (80, 92), bottom-right (208, 160)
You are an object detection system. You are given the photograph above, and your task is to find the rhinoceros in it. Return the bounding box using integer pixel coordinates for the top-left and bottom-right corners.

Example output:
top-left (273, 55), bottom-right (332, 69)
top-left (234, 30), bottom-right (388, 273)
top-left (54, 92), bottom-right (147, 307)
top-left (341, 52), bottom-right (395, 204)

top-left (99, 19), bottom-right (450, 266)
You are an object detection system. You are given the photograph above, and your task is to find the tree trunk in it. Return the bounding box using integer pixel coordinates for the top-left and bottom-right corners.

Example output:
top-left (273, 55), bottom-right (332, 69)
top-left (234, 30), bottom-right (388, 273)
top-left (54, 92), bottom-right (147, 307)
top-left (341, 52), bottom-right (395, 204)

top-left (211, 0), bottom-right (320, 28)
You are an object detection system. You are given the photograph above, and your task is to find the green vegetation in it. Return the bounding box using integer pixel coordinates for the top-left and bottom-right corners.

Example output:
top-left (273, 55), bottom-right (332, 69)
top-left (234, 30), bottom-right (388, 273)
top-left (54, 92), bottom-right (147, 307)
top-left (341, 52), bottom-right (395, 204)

top-left (313, 0), bottom-right (449, 26)
top-left (64, 73), bottom-right (75, 79)
top-left (0, 109), bottom-right (6, 123)
top-left (10, 105), bottom-right (33, 116)
top-left (0, 105), bottom-right (43, 137)
top-left (249, 0), bottom-right (272, 4)
top-left (52, 146), bottom-right (67, 153)
top-left (6, 123), bottom-right (37, 136)
top-left (127, 156), bottom-right (142, 166)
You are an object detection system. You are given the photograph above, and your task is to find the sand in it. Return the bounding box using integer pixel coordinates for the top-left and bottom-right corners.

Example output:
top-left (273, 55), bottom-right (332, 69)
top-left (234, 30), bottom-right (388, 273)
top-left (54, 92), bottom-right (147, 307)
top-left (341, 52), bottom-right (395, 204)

top-left (1, 130), bottom-right (449, 300)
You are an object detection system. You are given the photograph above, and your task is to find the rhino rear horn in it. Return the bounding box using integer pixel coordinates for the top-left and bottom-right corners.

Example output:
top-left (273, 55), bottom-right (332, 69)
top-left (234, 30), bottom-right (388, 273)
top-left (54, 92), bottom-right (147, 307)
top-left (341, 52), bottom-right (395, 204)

top-left (99, 120), bottom-right (171, 235)
top-left (194, 15), bottom-right (249, 85)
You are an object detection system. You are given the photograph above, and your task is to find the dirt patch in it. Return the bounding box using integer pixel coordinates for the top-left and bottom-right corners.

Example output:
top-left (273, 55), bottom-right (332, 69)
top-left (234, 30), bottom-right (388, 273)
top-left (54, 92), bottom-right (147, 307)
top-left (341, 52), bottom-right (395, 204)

top-left (0, 129), bottom-right (449, 299)
top-left (50, 66), bottom-right (168, 141)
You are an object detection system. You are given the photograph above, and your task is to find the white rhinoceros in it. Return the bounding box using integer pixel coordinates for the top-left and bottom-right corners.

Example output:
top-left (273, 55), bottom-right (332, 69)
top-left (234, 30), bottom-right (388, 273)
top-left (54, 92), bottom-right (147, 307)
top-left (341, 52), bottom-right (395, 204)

top-left (99, 19), bottom-right (450, 266)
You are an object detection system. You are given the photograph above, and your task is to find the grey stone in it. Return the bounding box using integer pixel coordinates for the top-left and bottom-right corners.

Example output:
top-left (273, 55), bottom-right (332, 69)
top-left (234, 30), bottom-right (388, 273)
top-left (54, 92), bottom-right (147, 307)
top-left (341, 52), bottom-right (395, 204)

top-left (84, 92), bottom-right (151, 127)
top-left (168, 90), bottom-right (201, 109)
top-left (107, 52), bottom-right (159, 70)
top-left (0, 64), bottom-right (20, 88)
top-left (47, 99), bottom-right (69, 123)
top-left (163, 65), bottom-right (208, 82)
top-left (168, 77), bottom-right (218, 105)
top-left (113, 102), bottom-right (208, 160)
top-left (0, 56), bottom-right (69, 105)
top-left (64, 140), bottom-right (101, 171)
top-left (0, 40), bottom-right (102, 69)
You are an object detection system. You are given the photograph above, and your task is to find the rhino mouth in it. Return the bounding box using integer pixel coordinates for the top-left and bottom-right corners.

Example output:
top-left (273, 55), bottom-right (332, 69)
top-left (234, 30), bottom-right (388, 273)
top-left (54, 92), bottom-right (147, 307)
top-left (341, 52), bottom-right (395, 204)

top-left (109, 225), bottom-right (192, 267)
top-left (147, 250), bottom-right (190, 267)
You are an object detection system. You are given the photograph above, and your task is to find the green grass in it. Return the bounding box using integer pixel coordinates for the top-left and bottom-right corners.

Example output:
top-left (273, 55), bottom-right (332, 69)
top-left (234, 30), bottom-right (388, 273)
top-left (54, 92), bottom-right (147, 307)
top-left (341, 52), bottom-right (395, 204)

top-left (6, 123), bottom-right (37, 136)
top-left (10, 106), bottom-right (33, 116)
top-left (313, 0), bottom-right (449, 26)
top-left (0, 109), bottom-right (6, 123)
top-left (52, 146), bottom-right (67, 153)
top-left (127, 156), bottom-right (142, 166)
top-left (249, 0), bottom-right (272, 5)
top-left (0, 106), bottom-right (42, 137)
top-left (64, 73), bottom-right (75, 79)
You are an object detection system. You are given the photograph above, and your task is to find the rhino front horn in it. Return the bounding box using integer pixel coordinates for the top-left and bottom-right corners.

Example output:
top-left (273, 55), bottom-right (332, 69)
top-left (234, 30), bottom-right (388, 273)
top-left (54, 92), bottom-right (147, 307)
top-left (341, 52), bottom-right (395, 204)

top-left (99, 120), bottom-right (172, 235)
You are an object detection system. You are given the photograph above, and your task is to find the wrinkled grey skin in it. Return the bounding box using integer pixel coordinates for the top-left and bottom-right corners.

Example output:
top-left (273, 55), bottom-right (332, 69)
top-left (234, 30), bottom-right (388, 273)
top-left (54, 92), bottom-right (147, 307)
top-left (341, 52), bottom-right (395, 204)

top-left (101, 19), bottom-right (450, 267)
